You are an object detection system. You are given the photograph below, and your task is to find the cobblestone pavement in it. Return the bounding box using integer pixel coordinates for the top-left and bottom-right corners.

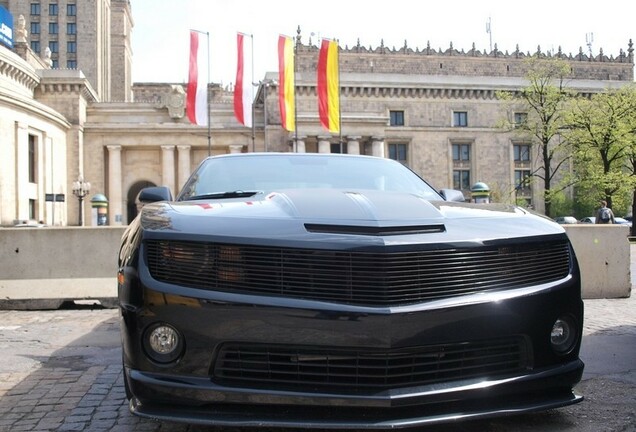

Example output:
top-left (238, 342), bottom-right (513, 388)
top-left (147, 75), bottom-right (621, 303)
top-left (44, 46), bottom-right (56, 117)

top-left (0, 272), bottom-right (635, 430)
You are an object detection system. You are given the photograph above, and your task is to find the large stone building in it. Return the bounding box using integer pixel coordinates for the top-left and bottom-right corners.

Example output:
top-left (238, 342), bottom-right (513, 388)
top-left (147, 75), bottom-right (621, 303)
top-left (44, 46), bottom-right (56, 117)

top-left (0, 2), bottom-right (633, 227)
top-left (1, 0), bottom-right (133, 102)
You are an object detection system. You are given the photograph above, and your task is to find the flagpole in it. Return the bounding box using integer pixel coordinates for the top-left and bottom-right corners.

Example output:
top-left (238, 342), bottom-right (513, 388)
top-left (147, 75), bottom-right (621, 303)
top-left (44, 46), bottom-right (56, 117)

top-left (250, 33), bottom-right (255, 152)
top-left (206, 31), bottom-right (211, 156)
top-left (337, 38), bottom-right (342, 153)
top-left (293, 34), bottom-right (298, 152)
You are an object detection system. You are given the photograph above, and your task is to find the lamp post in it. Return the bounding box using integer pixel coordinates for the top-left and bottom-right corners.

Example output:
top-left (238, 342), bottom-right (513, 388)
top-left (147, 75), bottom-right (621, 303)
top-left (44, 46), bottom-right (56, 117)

top-left (257, 79), bottom-right (277, 152)
top-left (72, 175), bottom-right (91, 226)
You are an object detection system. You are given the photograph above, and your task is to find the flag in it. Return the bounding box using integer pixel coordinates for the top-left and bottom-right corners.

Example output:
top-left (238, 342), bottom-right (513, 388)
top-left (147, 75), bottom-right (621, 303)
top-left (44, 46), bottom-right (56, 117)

top-left (317, 39), bottom-right (340, 133)
top-left (278, 35), bottom-right (295, 132)
top-left (233, 33), bottom-right (252, 127)
top-left (186, 30), bottom-right (208, 126)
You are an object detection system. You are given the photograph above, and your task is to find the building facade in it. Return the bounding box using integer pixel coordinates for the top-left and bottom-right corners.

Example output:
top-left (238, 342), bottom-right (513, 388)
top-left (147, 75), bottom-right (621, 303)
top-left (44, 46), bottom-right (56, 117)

top-left (1, 0), bottom-right (132, 102)
top-left (1, 2), bottom-right (633, 227)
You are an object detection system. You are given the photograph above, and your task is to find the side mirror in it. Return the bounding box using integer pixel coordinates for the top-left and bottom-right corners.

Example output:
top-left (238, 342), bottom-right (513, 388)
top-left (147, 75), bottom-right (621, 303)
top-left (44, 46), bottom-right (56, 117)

top-left (138, 186), bottom-right (173, 204)
top-left (439, 189), bottom-right (466, 202)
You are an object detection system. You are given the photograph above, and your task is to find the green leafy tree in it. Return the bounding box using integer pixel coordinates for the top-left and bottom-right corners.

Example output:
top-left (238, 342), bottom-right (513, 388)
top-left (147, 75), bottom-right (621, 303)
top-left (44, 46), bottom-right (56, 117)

top-left (498, 57), bottom-right (575, 217)
top-left (565, 85), bottom-right (636, 231)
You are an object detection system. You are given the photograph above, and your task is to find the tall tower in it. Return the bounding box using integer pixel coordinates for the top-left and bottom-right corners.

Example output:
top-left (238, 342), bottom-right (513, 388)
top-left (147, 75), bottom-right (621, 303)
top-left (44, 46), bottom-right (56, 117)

top-left (5, 0), bottom-right (132, 102)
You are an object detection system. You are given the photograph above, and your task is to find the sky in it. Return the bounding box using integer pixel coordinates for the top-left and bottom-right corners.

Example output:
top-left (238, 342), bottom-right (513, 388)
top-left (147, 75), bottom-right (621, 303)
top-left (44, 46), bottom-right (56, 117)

top-left (130, 0), bottom-right (636, 86)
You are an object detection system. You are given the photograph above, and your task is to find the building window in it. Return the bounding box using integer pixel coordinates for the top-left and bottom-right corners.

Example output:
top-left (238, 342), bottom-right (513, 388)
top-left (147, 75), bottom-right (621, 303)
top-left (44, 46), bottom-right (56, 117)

top-left (514, 112), bottom-right (528, 127)
top-left (514, 170), bottom-right (531, 193)
top-left (49, 41), bottom-right (58, 53)
top-left (51, 59), bottom-right (59, 68)
top-left (28, 135), bottom-right (37, 183)
top-left (48, 22), bottom-right (58, 34)
top-left (29, 199), bottom-right (36, 220)
top-left (453, 111), bottom-right (468, 127)
top-left (452, 143), bottom-right (470, 162)
top-left (30, 22), bottom-right (40, 34)
top-left (513, 142), bottom-right (532, 205)
top-left (49, 3), bottom-right (58, 15)
top-left (452, 143), bottom-right (471, 192)
top-left (67, 3), bottom-right (76, 16)
top-left (30, 3), bottom-right (41, 15)
top-left (453, 170), bottom-right (471, 191)
top-left (30, 41), bottom-right (40, 53)
top-left (67, 22), bottom-right (76, 34)
top-left (67, 41), bottom-right (76, 53)
top-left (388, 143), bottom-right (408, 165)
top-left (513, 144), bottom-right (531, 162)
top-left (390, 110), bottom-right (405, 126)
top-left (67, 59), bottom-right (77, 68)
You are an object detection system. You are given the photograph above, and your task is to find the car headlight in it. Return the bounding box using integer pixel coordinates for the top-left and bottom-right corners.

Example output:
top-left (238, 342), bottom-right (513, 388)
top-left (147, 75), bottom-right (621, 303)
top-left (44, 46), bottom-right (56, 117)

top-left (550, 316), bottom-right (578, 355)
top-left (143, 323), bottom-right (184, 364)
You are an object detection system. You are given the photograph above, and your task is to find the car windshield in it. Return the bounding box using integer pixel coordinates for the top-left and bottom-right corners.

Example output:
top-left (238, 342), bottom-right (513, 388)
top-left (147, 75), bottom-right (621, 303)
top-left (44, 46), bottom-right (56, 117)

top-left (177, 154), bottom-right (442, 201)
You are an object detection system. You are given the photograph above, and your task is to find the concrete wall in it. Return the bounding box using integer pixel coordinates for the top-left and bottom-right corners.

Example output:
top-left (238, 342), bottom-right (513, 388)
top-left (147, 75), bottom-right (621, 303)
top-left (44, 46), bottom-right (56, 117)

top-left (0, 225), bottom-right (631, 309)
top-left (0, 227), bottom-right (126, 309)
top-left (563, 224), bottom-right (632, 299)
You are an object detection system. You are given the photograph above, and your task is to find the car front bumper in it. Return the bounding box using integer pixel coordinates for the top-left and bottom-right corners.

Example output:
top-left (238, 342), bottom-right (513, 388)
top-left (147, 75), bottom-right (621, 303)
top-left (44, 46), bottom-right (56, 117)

top-left (120, 272), bottom-right (584, 428)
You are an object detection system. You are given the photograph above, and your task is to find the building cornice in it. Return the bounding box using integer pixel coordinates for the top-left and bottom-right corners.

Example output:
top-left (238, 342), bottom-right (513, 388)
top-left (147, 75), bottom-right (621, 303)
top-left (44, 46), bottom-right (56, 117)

top-left (0, 46), bottom-right (40, 96)
top-left (36, 69), bottom-right (100, 102)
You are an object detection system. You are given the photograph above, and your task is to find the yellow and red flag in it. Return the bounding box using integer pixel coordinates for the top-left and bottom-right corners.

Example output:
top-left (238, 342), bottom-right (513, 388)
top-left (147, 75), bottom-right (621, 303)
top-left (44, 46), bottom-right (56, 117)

top-left (317, 39), bottom-right (340, 133)
top-left (278, 35), bottom-right (295, 132)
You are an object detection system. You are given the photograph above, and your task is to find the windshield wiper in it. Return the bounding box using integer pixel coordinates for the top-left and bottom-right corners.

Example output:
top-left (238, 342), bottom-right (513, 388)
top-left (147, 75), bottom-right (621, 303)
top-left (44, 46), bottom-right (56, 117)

top-left (187, 190), bottom-right (263, 201)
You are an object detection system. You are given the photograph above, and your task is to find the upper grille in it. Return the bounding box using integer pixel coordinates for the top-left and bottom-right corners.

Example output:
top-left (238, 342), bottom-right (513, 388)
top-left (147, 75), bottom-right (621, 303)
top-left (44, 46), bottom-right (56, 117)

top-left (145, 238), bottom-right (571, 306)
top-left (213, 338), bottom-right (528, 392)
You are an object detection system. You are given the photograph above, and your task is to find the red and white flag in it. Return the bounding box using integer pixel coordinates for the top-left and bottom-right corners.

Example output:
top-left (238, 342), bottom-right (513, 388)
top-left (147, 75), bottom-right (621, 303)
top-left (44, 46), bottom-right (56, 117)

top-left (185, 30), bottom-right (208, 126)
top-left (233, 33), bottom-right (253, 127)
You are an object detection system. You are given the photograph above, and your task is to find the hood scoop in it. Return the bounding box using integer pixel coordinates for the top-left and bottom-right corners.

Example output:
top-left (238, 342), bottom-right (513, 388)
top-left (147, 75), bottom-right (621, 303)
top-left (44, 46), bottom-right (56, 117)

top-left (304, 223), bottom-right (446, 236)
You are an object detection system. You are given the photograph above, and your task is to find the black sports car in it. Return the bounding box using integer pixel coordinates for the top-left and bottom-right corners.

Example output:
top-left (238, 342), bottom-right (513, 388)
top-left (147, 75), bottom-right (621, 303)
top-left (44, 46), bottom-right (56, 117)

top-left (118, 152), bottom-right (584, 428)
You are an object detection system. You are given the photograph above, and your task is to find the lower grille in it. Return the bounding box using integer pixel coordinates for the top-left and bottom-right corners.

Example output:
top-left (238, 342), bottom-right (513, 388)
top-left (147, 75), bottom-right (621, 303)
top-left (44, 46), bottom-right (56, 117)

top-left (213, 338), bottom-right (528, 393)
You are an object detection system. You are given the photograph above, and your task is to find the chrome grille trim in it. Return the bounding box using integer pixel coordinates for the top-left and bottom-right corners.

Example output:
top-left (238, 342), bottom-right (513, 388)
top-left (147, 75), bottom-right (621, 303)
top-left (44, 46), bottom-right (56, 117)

top-left (146, 239), bottom-right (571, 306)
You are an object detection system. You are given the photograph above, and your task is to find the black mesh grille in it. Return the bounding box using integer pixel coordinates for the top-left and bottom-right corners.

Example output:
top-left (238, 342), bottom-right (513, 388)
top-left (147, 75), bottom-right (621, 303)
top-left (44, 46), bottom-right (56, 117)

top-left (213, 338), bottom-right (528, 392)
top-left (145, 239), bottom-right (571, 306)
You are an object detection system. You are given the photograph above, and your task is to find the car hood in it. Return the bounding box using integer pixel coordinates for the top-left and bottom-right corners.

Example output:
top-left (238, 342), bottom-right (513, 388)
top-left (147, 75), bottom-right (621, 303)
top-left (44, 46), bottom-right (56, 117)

top-left (139, 188), bottom-right (563, 245)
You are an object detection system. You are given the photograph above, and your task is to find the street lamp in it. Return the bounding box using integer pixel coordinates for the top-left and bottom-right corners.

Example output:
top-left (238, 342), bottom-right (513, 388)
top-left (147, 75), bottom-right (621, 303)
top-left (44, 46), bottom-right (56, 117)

top-left (72, 175), bottom-right (91, 226)
top-left (256, 79), bottom-right (277, 152)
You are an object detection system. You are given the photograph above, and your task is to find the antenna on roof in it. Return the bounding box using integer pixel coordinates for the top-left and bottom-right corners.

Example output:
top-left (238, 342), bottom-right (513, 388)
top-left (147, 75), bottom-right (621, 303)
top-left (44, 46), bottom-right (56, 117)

top-left (486, 17), bottom-right (492, 53)
top-left (586, 32), bottom-right (594, 56)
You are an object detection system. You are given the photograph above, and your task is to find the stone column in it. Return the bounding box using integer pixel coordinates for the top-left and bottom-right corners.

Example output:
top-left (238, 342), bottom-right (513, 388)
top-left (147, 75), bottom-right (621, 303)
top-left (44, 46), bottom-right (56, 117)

top-left (317, 136), bottom-right (332, 153)
top-left (347, 136), bottom-right (361, 155)
top-left (371, 136), bottom-right (385, 158)
top-left (15, 122), bottom-right (29, 222)
top-left (177, 145), bottom-right (191, 192)
top-left (161, 145), bottom-right (176, 196)
top-left (107, 145), bottom-right (123, 225)
top-left (294, 136), bottom-right (307, 153)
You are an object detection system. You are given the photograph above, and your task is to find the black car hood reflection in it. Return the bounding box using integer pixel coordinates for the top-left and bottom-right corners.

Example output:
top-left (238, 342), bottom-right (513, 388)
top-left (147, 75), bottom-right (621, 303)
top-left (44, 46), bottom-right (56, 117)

top-left (140, 188), bottom-right (562, 243)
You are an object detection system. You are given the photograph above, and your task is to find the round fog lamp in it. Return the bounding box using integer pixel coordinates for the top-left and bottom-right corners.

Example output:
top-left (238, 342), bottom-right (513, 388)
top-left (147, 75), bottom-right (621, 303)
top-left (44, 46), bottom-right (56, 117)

top-left (149, 325), bottom-right (179, 354)
top-left (144, 323), bottom-right (183, 363)
top-left (550, 317), bottom-right (577, 354)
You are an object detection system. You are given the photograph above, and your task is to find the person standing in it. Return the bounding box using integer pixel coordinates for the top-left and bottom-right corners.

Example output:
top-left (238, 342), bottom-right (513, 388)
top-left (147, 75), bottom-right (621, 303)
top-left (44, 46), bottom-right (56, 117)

top-left (595, 200), bottom-right (615, 224)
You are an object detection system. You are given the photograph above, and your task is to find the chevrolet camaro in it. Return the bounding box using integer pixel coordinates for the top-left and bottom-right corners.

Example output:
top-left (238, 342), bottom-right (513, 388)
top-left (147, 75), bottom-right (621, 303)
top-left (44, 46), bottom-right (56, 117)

top-left (118, 152), bottom-right (584, 428)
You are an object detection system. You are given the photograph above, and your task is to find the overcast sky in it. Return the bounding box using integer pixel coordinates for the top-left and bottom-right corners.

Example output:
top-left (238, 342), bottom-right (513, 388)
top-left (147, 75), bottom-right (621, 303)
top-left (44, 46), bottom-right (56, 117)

top-left (130, 0), bottom-right (635, 86)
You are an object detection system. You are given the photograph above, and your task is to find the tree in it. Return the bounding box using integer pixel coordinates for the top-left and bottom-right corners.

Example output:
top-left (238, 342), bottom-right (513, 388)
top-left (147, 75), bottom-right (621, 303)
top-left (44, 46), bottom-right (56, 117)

top-left (498, 57), bottom-right (575, 217)
top-left (565, 85), bottom-right (636, 228)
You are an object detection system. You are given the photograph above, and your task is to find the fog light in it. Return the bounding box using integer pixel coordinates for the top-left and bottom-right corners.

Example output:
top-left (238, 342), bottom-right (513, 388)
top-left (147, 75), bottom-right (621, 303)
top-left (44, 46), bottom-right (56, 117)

top-left (143, 323), bottom-right (184, 363)
top-left (550, 316), bottom-right (577, 355)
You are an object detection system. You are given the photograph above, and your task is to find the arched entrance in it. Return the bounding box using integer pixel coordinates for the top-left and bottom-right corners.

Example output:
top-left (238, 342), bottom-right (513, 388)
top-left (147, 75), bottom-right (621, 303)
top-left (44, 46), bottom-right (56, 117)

top-left (127, 180), bottom-right (156, 223)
